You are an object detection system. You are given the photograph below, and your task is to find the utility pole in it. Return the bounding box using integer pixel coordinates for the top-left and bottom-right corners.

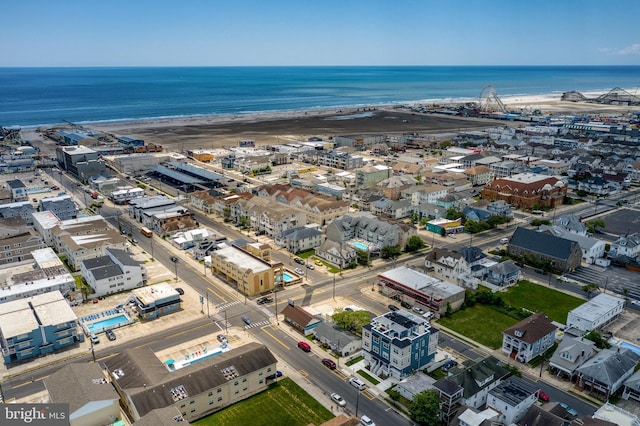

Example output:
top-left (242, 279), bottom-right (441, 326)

top-left (90, 345), bottom-right (96, 363)
top-left (355, 388), bottom-right (361, 418)
top-left (224, 310), bottom-right (228, 335)
top-left (333, 272), bottom-right (336, 300)
top-left (206, 292), bottom-right (210, 318)
top-left (274, 289), bottom-right (279, 325)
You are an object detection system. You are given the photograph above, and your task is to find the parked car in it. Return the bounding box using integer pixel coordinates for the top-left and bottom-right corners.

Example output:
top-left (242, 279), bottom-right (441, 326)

top-left (294, 257), bottom-right (305, 265)
top-left (306, 263), bottom-right (314, 269)
top-left (537, 390), bottom-right (549, 402)
top-left (297, 341), bottom-right (311, 352)
top-left (349, 377), bottom-right (366, 390)
top-left (217, 334), bottom-right (227, 343)
top-left (441, 359), bottom-right (458, 372)
top-left (106, 329), bottom-right (116, 341)
top-left (321, 358), bottom-right (336, 369)
top-left (331, 393), bottom-right (346, 407)
top-left (401, 301), bottom-right (412, 309)
top-left (266, 370), bottom-right (282, 380)
top-left (314, 259), bottom-right (323, 266)
top-left (175, 287), bottom-right (184, 295)
top-left (559, 402), bottom-right (577, 417)
top-left (388, 304), bottom-right (399, 312)
top-left (90, 333), bottom-right (100, 344)
top-left (295, 267), bottom-right (304, 275)
top-left (412, 306), bottom-right (425, 315)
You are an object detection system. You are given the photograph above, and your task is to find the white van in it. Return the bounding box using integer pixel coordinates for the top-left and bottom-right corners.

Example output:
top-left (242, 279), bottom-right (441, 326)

top-left (499, 237), bottom-right (509, 244)
top-left (349, 377), bottom-right (366, 391)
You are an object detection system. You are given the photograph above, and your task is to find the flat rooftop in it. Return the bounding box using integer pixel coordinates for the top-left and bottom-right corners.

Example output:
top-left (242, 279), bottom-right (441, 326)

top-left (212, 245), bottom-right (271, 274)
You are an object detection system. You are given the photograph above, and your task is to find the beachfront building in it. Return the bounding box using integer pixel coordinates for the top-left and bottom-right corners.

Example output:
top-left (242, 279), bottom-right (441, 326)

top-left (502, 312), bottom-right (556, 363)
top-left (0, 248), bottom-right (75, 304)
top-left (335, 134), bottom-right (385, 150)
top-left (0, 228), bottom-right (45, 266)
top-left (46, 363), bottom-right (122, 426)
top-left (130, 283), bottom-right (182, 320)
top-left (481, 173), bottom-right (567, 210)
top-left (104, 342), bottom-right (277, 423)
top-left (362, 309), bottom-right (438, 380)
top-left (305, 149), bottom-right (364, 170)
top-left (81, 248), bottom-right (147, 298)
top-left (377, 266), bottom-right (465, 316)
top-left (0, 291), bottom-right (83, 365)
top-left (56, 145), bottom-right (107, 182)
top-left (566, 293), bottom-right (625, 332)
top-left (104, 153), bottom-right (165, 175)
top-left (209, 244), bottom-right (276, 296)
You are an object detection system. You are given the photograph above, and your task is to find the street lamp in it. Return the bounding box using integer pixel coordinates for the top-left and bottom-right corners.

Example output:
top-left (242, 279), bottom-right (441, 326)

top-left (171, 256), bottom-right (178, 280)
top-left (90, 345), bottom-right (96, 362)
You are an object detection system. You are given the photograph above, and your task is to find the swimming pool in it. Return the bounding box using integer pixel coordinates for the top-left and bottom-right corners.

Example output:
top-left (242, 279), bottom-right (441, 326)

top-left (87, 314), bottom-right (130, 332)
top-left (172, 348), bottom-right (223, 369)
top-left (619, 341), bottom-right (640, 355)
top-left (352, 241), bottom-right (369, 250)
top-left (276, 272), bottom-right (295, 282)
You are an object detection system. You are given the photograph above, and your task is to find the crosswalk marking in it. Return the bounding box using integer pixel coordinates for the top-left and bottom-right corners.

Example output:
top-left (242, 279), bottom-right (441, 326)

top-left (244, 319), bottom-right (271, 329)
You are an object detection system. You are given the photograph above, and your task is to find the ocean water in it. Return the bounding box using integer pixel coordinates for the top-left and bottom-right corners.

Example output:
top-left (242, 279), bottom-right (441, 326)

top-left (1, 66), bottom-right (639, 127)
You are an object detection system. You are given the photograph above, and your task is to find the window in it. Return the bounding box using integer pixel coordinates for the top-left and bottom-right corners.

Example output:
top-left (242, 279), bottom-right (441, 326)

top-left (217, 388), bottom-right (221, 393)
top-left (208, 391), bottom-right (213, 396)
top-left (217, 397), bottom-right (222, 402)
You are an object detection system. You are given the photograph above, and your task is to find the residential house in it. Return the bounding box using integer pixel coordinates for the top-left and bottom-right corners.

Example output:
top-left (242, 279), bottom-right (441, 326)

top-left (377, 175), bottom-right (416, 200)
top-left (46, 363), bottom-right (121, 426)
top-left (465, 165), bottom-right (492, 186)
top-left (281, 303), bottom-right (323, 335)
top-left (0, 228), bottom-right (45, 266)
top-left (0, 201), bottom-right (35, 225)
top-left (61, 228), bottom-right (128, 271)
top-left (39, 195), bottom-right (78, 220)
top-left (609, 233), bottom-right (640, 259)
top-left (554, 213), bottom-right (587, 236)
top-left (396, 373), bottom-right (437, 402)
top-left (516, 403), bottom-right (572, 426)
top-left (355, 164), bottom-right (393, 188)
top-left (508, 227), bottom-right (582, 272)
top-left (502, 312), bottom-right (557, 363)
top-left (406, 184), bottom-right (449, 206)
top-left (315, 240), bottom-right (357, 269)
top-left (576, 347), bottom-right (640, 399)
top-left (81, 248), bottom-right (147, 297)
top-left (433, 356), bottom-right (510, 424)
top-left (566, 293), bottom-right (625, 332)
top-left (312, 322), bottom-right (361, 357)
top-left (485, 260), bottom-right (521, 287)
top-left (371, 197), bottom-right (413, 219)
top-left (0, 291), bottom-right (83, 364)
top-left (486, 376), bottom-right (539, 425)
top-left (104, 343), bottom-right (277, 423)
top-left (548, 335), bottom-right (597, 380)
top-left (275, 226), bottom-right (324, 254)
top-left (362, 309), bottom-right (438, 379)
top-left (170, 228), bottom-right (214, 250)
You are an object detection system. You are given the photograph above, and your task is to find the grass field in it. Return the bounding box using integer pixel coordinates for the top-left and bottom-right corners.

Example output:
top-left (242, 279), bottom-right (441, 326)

top-left (193, 378), bottom-right (333, 426)
top-left (502, 281), bottom-right (584, 323)
top-left (437, 304), bottom-right (519, 349)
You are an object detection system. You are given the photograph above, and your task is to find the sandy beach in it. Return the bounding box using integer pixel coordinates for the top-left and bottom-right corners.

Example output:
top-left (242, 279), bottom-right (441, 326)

top-left (26, 92), bottom-right (639, 153)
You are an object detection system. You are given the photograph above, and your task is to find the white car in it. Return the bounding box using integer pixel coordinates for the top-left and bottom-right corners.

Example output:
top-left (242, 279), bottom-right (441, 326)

top-left (295, 268), bottom-right (304, 275)
top-left (331, 393), bottom-right (346, 407)
top-left (360, 415), bottom-right (376, 426)
top-left (560, 276), bottom-right (570, 282)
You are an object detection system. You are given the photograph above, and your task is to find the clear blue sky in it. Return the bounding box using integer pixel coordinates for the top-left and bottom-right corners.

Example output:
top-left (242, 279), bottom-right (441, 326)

top-left (3, 0), bottom-right (639, 67)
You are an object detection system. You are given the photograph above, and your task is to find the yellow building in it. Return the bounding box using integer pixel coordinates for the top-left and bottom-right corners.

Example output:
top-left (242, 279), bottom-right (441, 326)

top-left (209, 244), bottom-right (276, 296)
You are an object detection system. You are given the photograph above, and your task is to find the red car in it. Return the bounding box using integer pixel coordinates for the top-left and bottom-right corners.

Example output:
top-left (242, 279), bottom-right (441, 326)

top-left (537, 390), bottom-right (549, 402)
top-left (321, 358), bottom-right (336, 369)
top-left (297, 341), bottom-right (311, 352)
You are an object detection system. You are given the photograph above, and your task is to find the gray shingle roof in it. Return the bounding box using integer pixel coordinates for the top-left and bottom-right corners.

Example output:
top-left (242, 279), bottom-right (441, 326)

top-left (509, 227), bottom-right (579, 261)
top-left (277, 226), bottom-right (323, 241)
top-left (108, 248), bottom-right (142, 267)
top-left (577, 347), bottom-right (640, 388)
top-left (46, 363), bottom-right (119, 413)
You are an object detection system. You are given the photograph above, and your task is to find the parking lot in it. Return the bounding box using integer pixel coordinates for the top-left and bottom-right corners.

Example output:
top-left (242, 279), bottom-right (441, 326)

top-left (565, 264), bottom-right (640, 300)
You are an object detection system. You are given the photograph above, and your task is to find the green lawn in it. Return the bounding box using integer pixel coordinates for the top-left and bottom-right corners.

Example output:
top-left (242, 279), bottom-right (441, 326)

top-left (193, 378), bottom-right (333, 426)
top-left (437, 304), bottom-right (519, 349)
top-left (502, 281), bottom-right (584, 323)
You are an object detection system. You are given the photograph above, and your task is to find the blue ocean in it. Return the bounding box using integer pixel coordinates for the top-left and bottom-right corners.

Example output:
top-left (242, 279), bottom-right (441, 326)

top-left (1, 66), bottom-right (639, 127)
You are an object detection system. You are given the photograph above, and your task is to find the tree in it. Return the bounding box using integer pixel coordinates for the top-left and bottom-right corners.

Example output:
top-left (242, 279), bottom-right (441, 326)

top-left (586, 219), bottom-right (606, 234)
top-left (582, 284), bottom-right (600, 299)
top-left (331, 310), bottom-right (372, 335)
top-left (445, 208), bottom-right (463, 221)
top-left (355, 249), bottom-right (370, 266)
top-left (409, 389), bottom-right (441, 426)
top-left (405, 236), bottom-right (426, 253)
top-left (584, 330), bottom-right (611, 349)
top-left (381, 245), bottom-right (401, 259)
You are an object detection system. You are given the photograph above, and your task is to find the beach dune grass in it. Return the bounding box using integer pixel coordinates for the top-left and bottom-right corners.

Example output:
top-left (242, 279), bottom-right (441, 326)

top-left (193, 378), bottom-right (333, 426)
top-left (501, 281), bottom-right (584, 323)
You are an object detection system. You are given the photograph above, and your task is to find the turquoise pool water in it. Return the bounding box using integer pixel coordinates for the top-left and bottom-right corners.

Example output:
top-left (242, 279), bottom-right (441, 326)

top-left (183, 348), bottom-right (222, 366)
top-left (619, 341), bottom-right (640, 355)
top-left (87, 314), bottom-right (129, 332)
top-left (276, 272), bottom-right (295, 282)
top-left (352, 241), bottom-right (369, 250)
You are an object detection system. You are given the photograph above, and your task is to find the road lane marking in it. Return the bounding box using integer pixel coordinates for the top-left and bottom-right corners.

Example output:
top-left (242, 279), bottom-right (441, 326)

top-left (261, 327), bottom-right (290, 350)
top-left (134, 322), bottom-right (211, 349)
top-left (207, 286), bottom-right (227, 302)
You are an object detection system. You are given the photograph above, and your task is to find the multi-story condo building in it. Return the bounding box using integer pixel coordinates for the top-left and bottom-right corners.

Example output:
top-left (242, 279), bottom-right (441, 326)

top-left (209, 244), bottom-right (278, 296)
top-left (0, 228), bottom-right (45, 266)
top-left (81, 248), bottom-right (147, 297)
top-left (362, 309), bottom-right (438, 379)
top-left (0, 291), bottom-right (83, 364)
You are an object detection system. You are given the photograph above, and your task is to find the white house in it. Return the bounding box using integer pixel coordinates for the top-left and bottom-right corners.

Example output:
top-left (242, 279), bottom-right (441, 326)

top-left (80, 248), bottom-right (147, 297)
top-left (566, 293), bottom-right (625, 332)
top-left (502, 313), bottom-right (556, 363)
top-left (486, 377), bottom-right (538, 425)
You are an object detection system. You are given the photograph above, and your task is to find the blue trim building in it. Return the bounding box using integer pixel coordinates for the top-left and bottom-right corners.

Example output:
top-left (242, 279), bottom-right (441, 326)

top-left (362, 310), bottom-right (438, 379)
